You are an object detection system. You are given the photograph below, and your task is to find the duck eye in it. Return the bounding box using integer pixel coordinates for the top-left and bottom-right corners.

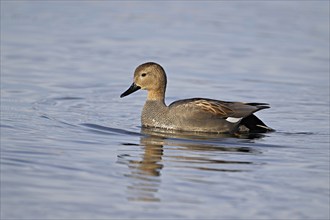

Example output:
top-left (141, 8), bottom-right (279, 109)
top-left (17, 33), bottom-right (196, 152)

top-left (141, 73), bottom-right (147, 77)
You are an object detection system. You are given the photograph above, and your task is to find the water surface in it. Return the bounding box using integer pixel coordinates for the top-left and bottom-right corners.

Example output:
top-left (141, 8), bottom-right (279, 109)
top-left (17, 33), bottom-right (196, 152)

top-left (1, 1), bottom-right (329, 219)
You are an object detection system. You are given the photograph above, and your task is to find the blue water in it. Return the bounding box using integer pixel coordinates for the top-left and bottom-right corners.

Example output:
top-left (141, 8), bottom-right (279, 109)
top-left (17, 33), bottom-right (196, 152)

top-left (1, 1), bottom-right (329, 219)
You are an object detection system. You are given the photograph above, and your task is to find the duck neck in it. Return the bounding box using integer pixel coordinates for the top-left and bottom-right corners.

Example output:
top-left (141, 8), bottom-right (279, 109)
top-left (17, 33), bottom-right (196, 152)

top-left (147, 89), bottom-right (166, 103)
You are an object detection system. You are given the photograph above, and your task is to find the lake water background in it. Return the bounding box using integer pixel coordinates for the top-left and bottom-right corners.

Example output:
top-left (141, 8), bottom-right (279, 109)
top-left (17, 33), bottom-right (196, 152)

top-left (1, 1), bottom-right (329, 219)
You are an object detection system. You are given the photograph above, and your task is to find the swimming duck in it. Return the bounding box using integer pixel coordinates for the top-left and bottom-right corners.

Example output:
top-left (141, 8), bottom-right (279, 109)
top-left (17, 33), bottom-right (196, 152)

top-left (120, 62), bottom-right (273, 134)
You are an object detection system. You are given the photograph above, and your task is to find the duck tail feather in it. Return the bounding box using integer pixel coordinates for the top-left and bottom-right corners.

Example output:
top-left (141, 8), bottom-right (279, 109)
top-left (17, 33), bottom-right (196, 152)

top-left (240, 114), bottom-right (274, 133)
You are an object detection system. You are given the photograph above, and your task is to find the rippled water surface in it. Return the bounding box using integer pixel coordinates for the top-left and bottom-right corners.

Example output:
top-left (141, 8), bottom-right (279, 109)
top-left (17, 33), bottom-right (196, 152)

top-left (1, 2), bottom-right (329, 219)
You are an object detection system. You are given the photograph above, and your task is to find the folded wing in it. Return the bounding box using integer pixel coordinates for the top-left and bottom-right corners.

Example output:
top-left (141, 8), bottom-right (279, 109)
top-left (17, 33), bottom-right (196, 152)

top-left (169, 98), bottom-right (269, 118)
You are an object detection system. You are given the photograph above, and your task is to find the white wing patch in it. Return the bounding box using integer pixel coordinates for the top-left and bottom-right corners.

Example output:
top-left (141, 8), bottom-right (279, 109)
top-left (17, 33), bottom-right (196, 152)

top-left (226, 117), bottom-right (243, 123)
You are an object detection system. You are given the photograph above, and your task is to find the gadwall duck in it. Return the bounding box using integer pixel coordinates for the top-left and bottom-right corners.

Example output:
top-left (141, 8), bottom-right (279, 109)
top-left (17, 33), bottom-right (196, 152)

top-left (120, 62), bottom-right (273, 134)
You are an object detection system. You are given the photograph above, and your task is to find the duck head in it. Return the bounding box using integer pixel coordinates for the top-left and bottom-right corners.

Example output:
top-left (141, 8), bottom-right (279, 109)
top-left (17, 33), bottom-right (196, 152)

top-left (120, 62), bottom-right (167, 100)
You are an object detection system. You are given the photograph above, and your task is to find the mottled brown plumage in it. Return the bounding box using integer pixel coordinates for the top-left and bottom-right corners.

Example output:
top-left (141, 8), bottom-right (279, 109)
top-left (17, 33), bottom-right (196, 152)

top-left (121, 62), bottom-right (273, 134)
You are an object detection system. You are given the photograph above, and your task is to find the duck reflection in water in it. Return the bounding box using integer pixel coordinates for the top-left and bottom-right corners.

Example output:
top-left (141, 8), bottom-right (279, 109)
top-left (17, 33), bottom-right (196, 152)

top-left (118, 128), bottom-right (262, 202)
top-left (119, 135), bottom-right (164, 202)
